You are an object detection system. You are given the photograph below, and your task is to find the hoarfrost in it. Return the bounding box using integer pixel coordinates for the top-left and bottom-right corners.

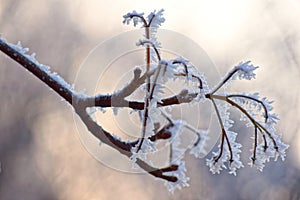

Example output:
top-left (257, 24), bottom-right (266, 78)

top-left (233, 61), bottom-right (258, 80)
top-left (189, 130), bottom-right (209, 158)
top-left (7, 40), bottom-right (74, 91)
top-left (164, 160), bottom-right (190, 194)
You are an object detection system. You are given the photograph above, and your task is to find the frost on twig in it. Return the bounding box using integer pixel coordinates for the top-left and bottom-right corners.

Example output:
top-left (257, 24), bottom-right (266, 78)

top-left (123, 9), bottom-right (287, 193)
top-left (0, 9), bottom-right (289, 194)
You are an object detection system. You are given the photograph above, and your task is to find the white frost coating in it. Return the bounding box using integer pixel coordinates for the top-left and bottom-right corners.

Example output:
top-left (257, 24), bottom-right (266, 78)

top-left (189, 130), bottom-right (209, 158)
top-left (206, 131), bottom-right (244, 175)
top-left (147, 9), bottom-right (165, 48)
top-left (166, 57), bottom-right (209, 100)
top-left (122, 9), bottom-right (164, 52)
top-left (227, 92), bottom-right (288, 172)
top-left (39, 64), bottom-right (50, 72)
top-left (122, 9), bottom-right (288, 190)
top-left (8, 40), bottom-right (74, 91)
top-left (130, 101), bottom-right (159, 162)
top-left (233, 61), bottom-right (258, 80)
top-left (123, 10), bottom-right (145, 27)
top-left (168, 120), bottom-right (185, 160)
top-left (232, 92), bottom-right (277, 123)
top-left (112, 107), bottom-right (119, 116)
top-left (0, 9), bottom-right (290, 194)
top-left (97, 107), bottom-right (106, 113)
top-left (164, 160), bottom-right (190, 194)
top-left (227, 131), bottom-right (244, 175)
top-left (86, 107), bottom-right (97, 116)
top-left (273, 135), bottom-right (289, 161)
top-left (212, 61), bottom-right (259, 93)
top-left (148, 101), bottom-right (161, 124)
top-left (136, 38), bottom-right (161, 64)
top-left (249, 134), bottom-right (289, 171)
top-left (86, 107), bottom-right (97, 122)
top-left (49, 72), bottom-right (74, 91)
top-left (15, 41), bottom-right (29, 54)
top-left (130, 138), bottom-right (156, 165)
top-left (147, 9), bottom-right (165, 29)
top-left (206, 152), bottom-right (227, 174)
top-left (207, 94), bottom-right (288, 174)
top-left (206, 103), bottom-right (244, 175)
top-left (220, 103), bottom-right (234, 130)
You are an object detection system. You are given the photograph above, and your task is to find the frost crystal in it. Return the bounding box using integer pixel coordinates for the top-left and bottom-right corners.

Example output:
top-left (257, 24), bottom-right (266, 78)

top-left (168, 120), bottom-right (185, 160)
top-left (7, 40), bottom-right (74, 91)
top-left (123, 10), bottom-right (145, 27)
top-left (274, 135), bottom-right (289, 161)
top-left (147, 9), bottom-right (165, 29)
top-left (249, 134), bottom-right (289, 171)
top-left (164, 160), bottom-right (190, 194)
top-left (233, 61), bottom-right (258, 80)
top-left (189, 130), bottom-right (208, 158)
top-left (206, 153), bottom-right (226, 174)
top-left (206, 131), bottom-right (244, 175)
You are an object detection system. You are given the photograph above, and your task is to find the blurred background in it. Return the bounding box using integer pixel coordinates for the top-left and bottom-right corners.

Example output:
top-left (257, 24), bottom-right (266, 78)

top-left (0, 0), bottom-right (299, 199)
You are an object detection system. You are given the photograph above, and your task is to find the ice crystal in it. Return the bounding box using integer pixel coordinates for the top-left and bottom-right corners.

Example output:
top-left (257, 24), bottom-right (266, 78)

top-left (189, 130), bottom-right (208, 158)
top-left (249, 134), bottom-right (289, 171)
top-left (164, 160), bottom-right (190, 194)
top-left (123, 10), bottom-right (145, 27)
top-left (233, 61), bottom-right (258, 80)
top-left (206, 131), bottom-right (244, 175)
top-left (147, 9), bottom-right (165, 29)
top-left (8, 40), bottom-right (74, 91)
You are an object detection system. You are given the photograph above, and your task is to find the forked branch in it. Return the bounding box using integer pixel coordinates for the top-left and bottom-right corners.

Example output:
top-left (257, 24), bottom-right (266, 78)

top-left (0, 37), bottom-right (180, 182)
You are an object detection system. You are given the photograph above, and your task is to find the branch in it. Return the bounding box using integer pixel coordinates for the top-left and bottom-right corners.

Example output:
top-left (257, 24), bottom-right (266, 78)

top-left (0, 38), bottom-right (74, 104)
top-left (0, 37), bottom-right (179, 183)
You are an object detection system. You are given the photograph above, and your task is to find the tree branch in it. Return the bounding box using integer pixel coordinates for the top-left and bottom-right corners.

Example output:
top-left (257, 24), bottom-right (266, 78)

top-left (0, 37), bottom-right (180, 183)
top-left (0, 38), bottom-right (74, 104)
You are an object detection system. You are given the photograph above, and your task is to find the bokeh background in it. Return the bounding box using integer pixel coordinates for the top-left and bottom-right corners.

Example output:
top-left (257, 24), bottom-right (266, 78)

top-left (0, 0), bottom-right (299, 199)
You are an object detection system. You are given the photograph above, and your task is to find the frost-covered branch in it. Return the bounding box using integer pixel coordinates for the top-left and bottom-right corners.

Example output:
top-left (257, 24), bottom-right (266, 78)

top-left (211, 61), bottom-right (258, 94)
top-left (0, 9), bottom-right (289, 194)
top-left (0, 38), bottom-right (74, 104)
top-left (0, 37), bottom-right (185, 183)
top-left (205, 81), bottom-right (288, 174)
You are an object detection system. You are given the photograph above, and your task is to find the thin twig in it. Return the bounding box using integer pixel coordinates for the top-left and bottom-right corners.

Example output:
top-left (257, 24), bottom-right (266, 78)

top-left (211, 68), bottom-right (239, 94)
top-left (227, 94), bottom-right (269, 122)
top-left (225, 97), bottom-right (277, 149)
top-left (210, 98), bottom-right (233, 162)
